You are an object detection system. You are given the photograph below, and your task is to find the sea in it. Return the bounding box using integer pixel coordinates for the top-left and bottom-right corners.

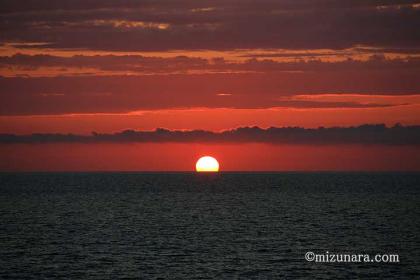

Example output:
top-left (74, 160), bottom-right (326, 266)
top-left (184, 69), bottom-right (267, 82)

top-left (0, 172), bottom-right (419, 279)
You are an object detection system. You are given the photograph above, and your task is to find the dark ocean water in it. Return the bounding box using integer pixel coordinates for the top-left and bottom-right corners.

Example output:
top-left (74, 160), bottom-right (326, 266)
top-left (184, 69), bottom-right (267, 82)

top-left (0, 172), bottom-right (419, 279)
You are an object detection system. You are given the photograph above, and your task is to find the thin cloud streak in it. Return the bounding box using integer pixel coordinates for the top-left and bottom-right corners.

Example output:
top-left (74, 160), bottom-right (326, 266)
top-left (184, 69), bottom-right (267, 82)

top-left (1, 74), bottom-right (419, 115)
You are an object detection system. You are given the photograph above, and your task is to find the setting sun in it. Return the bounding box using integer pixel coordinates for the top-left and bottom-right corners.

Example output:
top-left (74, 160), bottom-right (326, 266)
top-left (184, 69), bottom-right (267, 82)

top-left (195, 156), bottom-right (220, 172)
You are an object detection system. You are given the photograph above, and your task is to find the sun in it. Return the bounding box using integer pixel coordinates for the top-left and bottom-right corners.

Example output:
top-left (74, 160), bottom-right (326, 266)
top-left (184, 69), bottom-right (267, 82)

top-left (195, 156), bottom-right (220, 172)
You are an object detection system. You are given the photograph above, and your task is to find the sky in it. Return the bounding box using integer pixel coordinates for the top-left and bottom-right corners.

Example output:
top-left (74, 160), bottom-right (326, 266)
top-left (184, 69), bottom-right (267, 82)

top-left (0, 0), bottom-right (419, 171)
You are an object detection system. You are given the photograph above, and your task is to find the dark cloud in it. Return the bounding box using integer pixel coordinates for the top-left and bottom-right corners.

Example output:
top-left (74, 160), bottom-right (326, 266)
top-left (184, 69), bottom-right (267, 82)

top-left (2, 1), bottom-right (417, 13)
top-left (0, 53), bottom-right (209, 73)
top-left (1, 53), bottom-right (420, 74)
top-left (1, 0), bottom-right (419, 51)
top-left (1, 124), bottom-right (419, 145)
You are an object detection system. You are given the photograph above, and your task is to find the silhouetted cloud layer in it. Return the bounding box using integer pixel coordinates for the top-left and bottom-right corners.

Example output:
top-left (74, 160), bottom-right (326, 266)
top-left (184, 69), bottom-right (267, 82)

top-left (1, 124), bottom-right (419, 145)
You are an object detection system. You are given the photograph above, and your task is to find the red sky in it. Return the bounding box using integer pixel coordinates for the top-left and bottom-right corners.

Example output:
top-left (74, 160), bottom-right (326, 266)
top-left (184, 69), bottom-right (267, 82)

top-left (2, 143), bottom-right (420, 172)
top-left (1, 1), bottom-right (419, 171)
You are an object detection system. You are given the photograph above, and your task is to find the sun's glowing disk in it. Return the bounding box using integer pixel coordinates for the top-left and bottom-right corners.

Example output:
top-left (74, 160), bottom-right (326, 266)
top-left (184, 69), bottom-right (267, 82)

top-left (196, 156), bottom-right (220, 172)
